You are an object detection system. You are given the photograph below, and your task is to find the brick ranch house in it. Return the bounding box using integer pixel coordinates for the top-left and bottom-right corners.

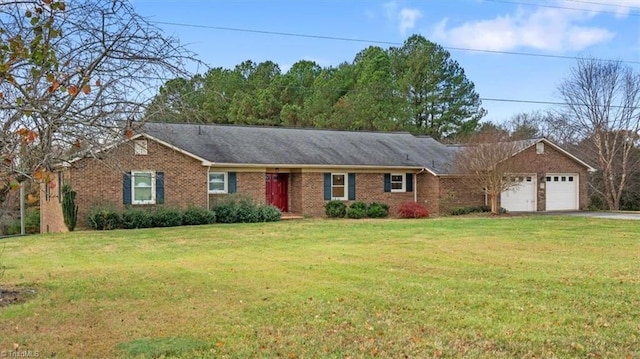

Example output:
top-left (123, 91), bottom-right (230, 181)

top-left (41, 122), bottom-right (595, 232)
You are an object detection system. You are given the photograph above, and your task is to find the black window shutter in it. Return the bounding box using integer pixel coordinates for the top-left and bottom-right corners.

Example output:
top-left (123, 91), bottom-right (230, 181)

top-left (228, 172), bottom-right (237, 193)
top-left (348, 173), bottom-right (356, 200)
top-left (406, 173), bottom-right (413, 192)
top-left (156, 172), bottom-right (165, 204)
top-left (123, 172), bottom-right (132, 205)
top-left (323, 173), bottom-right (331, 200)
top-left (384, 173), bottom-right (391, 192)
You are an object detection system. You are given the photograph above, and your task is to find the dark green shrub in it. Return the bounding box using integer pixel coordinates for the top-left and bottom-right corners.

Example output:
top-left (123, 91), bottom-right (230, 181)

top-left (5, 220), bottom-right (21, 235)
top-left (152, 207), bottom-right (183, 227)
top-left (4, 209), bottom-right (41, 235)
top-left (449, 205), bottom-right (492, 216)
top-left (588, 195), bottom-right (606, 211)
top-left (121, 209), bottom-right (154, 229)
top-left (24, 209), bottom-right (40, 234)
top-left (349, 201), bottom-right (367, 211)
top-left (87, 206), bottom-right (121, 230)
top-left (346, 206), bottom-right (366, 219)
top-left (367, 202), bottom-right (389, 218)
top-left (256, 205), bottom-right (282, 222)
top-left (182, 206), bottom-right (216, 226)
top-left (325, 200), bottom-right (346, 218)
top-left (213, 201), bottom-right (238, 224)
top-left (62, 185), bottom-right (78, 231)
top-left (236, 199), bottom-right (260, 223)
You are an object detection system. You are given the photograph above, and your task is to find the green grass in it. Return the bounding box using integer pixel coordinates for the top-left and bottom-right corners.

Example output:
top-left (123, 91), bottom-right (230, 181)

top-left (0, 216), bottom-right (638, 358)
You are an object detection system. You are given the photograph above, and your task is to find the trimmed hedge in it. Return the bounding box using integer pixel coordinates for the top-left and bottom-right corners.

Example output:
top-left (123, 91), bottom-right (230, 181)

top-left (87, 204), bottom-right (224, 230)
top-left (122, 209), bottom-right (153, 229)
top-left (87, 206), bottom-right (121, 230)
top-left (367, 202), bottom-right (390, 218)
top-left (325, 200), bottom-right (347, 218)
top-left (212, 197), bottom-right (282, 224)
top-left (449, 205), bottom-right (491, 216)
top-left (326, 200), bottom-right (391, 219)
top-left (182, 206), bottom-right (216, 226)
top-left (346, 202), bottom-right (367, 219)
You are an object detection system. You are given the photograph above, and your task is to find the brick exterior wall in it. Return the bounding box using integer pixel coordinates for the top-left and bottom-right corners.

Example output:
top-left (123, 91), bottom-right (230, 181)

top-left (289, 171), bottom-right (303, 214)
top-left (209, 171), bottom-right (267, 208)
top-left (40, 172), bottom-right (67, 233)
top-left (437, 177), bottom-right (486, 214)
top-left (416, 172), bottom-right (441, 215)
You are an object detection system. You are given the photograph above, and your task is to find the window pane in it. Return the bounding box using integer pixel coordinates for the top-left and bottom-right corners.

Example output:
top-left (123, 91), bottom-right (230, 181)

top-left (332, 174), bottom-right (344, 186)
top-left (332, 186), bottom-right (344, 198)
top-left (209, 173), bottom-right (225, 192)
top-left (134, 174), bottom-right (152, 187)
top-left (134, 187), bottom-right (152, 201)
top-left (391, 175), bottom-right (403, 182)
top-left (391, 182), bottom-right (403, 190)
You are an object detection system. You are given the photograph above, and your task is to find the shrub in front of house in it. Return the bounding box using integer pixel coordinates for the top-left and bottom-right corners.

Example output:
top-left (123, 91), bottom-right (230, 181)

top-left (346, 201), bottom-right (367, 219)
top-left (325, 200), bottom-right (347, 218)
top-left (182, 206), bottom-right (216, 226)
top-left (212, 196), bottom-right (281, 224)
top-left (151, 207), bottom-right (184, 227)
top-left (396, 202), bottom-right (429, 219)
top-left (366, 202), bottom-right (390, 218)
top-left (213, 201), bottom-right (239, 224)
top-left (236, 199), bottom-right (260, 223)
top-left (256, 205), bottom-right (282, 222)
top-left (5, 209), bottom-right (41, 235)
top-left (121, 209), bottom-right (154, 229)
top-left (449, 205), bottom-right (491, 216)
top-left (87, 206), bottom-right (122, 230)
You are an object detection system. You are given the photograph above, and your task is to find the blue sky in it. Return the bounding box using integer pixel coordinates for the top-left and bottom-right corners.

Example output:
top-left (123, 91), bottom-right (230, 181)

top-left (132, 0), bottom-right (640, 124)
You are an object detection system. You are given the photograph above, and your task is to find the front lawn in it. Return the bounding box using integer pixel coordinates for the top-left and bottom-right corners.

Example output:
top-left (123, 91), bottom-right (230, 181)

top-left (0, 216), bottom-right (638, 358)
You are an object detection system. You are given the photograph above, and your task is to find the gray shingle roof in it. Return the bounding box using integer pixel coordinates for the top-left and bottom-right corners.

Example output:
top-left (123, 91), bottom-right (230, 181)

top-left (139, 122), bottom-right (458, 174)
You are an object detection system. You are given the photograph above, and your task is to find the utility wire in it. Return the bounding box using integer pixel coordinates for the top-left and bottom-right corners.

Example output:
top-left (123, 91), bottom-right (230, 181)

top-left (151, 21), bottom-right (640, 65)
top-left (563, 0), bottom-right (640, 11)
top-left (484, 0), bottom-right (640, 17)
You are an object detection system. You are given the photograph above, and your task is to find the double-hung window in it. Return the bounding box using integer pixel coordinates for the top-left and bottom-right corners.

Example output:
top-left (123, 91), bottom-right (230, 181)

top-left (390, 174), bottom-right (405, 192)
top-left (132, 171), bottom-right (155, 204)
top-left (331, 173), bottom-right (347, 200)
top-left (208, 172), bottom-right (227, 193)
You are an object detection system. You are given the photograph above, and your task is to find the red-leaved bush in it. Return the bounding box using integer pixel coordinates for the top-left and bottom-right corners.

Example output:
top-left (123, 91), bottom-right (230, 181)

top-left (396, 202), bottom-right (429, 218)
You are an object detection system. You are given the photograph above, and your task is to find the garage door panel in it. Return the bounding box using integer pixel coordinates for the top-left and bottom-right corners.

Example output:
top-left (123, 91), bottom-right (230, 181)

top-left (501, 175), bottom-right (536, 212)
top-left (546, 174), bottom-right (578, 211)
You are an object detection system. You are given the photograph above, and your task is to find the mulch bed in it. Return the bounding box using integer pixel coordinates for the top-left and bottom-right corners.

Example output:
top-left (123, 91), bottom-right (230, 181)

top-left (0, 287), bottom-right (34, 307)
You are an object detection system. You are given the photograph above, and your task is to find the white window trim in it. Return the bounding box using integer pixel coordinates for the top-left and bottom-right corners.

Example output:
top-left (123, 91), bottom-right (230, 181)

top-left (132, 171), bottom-right (156, 205)
top-left (390, 173), bottom-right (406, 193)
top-left (208, 172), bottom-right (228, 194)
top-left (134, 140), bottom-right (148, 155)
top-left (331, 173), bottom-right (348, 200)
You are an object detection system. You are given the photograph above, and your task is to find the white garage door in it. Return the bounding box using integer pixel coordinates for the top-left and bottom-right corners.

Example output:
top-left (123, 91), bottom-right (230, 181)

top-left (546, 174), bottom-right (578, 211)
top-left (501, 175), bottom-right (537, 212)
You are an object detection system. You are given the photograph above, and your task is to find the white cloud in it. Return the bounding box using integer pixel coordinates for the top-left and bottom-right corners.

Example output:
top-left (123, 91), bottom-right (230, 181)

top-left (430, 5), bottom-right (616, 52)
top-left (383, 1), bottom-right (423, 36)
top-left (399, 8), bottom-right (423, 35)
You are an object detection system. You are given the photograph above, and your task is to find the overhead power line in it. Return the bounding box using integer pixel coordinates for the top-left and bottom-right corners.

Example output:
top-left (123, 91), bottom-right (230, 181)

top-left (563, 0), bottom-right (640, 11)
top-left (484, 0), bottom-right (640, 17)
top-left (151, 21), bottom-right (640, 65)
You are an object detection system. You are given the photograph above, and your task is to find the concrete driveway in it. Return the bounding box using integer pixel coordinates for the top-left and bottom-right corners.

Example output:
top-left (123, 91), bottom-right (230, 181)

top-left (561, 211), bottom-right (640, 220)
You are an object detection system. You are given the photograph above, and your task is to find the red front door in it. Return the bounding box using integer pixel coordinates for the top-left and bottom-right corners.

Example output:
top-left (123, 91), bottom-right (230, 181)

top-left (266, 173), bottom-right (288, 212)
